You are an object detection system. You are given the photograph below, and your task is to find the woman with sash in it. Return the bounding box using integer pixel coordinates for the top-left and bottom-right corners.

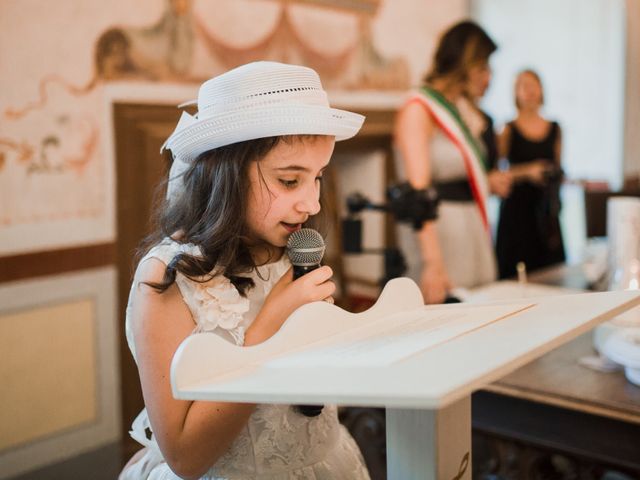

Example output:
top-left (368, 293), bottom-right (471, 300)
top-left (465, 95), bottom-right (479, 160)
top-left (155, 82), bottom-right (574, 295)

top-left (394, 21), bottom-right (506, 304)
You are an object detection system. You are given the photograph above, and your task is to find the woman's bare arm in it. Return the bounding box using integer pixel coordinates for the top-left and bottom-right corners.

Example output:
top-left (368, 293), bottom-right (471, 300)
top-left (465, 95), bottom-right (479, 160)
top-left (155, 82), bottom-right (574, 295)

top-left (497, 123), bottom-right (511, 160)
top-left (554, 124), bottom-right (562, 167)
top-left (394, 102), bottom-right (450, 303)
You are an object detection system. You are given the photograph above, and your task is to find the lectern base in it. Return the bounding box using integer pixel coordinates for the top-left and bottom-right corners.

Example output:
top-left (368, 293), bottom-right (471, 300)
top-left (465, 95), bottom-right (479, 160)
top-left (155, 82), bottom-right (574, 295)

top-left (386, 397), bottom-right (471, 480)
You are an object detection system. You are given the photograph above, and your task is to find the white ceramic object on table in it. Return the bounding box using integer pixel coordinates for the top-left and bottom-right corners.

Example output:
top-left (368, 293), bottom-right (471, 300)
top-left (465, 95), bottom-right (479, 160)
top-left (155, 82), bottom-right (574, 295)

top-left (597, 327), bottom-right (640, 386)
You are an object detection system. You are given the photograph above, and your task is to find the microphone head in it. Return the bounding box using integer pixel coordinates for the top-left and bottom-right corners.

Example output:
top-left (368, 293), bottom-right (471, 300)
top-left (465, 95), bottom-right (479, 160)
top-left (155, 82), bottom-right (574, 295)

top-left (286, 228), bottom-right (325, 266)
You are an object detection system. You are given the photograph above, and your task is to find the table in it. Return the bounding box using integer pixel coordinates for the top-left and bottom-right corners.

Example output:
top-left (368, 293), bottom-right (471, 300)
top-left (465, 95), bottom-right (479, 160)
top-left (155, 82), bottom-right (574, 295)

top-left (472, 265), bottom-right (640, 478)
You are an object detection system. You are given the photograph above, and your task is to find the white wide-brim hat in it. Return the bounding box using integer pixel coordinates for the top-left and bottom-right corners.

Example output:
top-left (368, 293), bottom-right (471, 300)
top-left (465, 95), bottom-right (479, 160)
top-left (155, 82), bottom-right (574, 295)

top-left (161, 61), bottom-right (365, 162)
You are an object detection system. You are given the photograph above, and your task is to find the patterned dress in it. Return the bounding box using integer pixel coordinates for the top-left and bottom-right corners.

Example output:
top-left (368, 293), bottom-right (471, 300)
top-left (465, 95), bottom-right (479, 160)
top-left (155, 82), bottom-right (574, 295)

top-left (121, 238), bottom-right (370, 480)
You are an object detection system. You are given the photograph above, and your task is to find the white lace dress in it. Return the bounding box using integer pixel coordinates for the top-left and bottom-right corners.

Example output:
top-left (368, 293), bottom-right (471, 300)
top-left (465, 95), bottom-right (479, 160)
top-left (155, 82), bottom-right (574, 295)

top-left (122, 239), bottom-right (370, 480)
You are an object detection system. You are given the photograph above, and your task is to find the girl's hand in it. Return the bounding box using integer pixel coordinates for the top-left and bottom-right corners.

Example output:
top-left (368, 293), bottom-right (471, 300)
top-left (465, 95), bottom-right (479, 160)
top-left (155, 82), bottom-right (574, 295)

top-left (420, 262), bottom-right (451, 304)
top-left (268, 266), bottom-right (335, 311)
top-left (288, 265), bottom-right (336, 306)
top-left (244, 266), bottom-right (335, 345)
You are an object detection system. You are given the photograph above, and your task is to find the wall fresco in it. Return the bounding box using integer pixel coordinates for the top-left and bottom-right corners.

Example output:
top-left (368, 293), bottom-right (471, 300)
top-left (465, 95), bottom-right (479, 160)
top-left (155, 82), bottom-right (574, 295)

top-left (0, 0), bottom-right (464, 255)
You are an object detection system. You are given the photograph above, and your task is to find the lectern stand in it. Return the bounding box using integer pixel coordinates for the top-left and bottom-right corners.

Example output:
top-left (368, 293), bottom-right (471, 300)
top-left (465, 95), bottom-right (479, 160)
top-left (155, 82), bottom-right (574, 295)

top-left (171, 278), bottom-right (640, 480)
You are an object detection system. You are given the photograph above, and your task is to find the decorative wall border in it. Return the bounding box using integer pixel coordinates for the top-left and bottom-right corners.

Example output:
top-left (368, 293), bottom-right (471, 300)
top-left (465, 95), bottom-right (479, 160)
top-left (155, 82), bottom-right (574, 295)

top-left (0, 243), bottom-right (115, 284)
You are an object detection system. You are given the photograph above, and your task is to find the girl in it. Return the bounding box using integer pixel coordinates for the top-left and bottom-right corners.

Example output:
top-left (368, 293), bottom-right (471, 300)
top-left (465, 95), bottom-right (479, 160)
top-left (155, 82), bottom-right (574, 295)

top-left (119, 61), bottom-right (370, 480)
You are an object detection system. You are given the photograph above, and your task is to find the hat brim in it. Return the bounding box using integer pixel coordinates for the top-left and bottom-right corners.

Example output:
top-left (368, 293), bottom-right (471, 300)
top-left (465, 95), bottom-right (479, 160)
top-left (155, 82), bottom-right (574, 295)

top-left (166, 105), bottom-right (365, 162)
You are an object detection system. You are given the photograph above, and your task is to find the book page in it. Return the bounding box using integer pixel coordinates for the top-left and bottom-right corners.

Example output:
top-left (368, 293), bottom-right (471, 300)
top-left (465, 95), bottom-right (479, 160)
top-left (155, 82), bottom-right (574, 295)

top-left (266, 303), bottom-right (532, 368)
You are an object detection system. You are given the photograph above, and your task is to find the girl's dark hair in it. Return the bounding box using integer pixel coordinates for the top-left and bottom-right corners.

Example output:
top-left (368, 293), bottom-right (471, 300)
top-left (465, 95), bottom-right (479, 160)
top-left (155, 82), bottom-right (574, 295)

top-left (424, 20), bottom-right (497, 85)
top-left (137, 135), bottom-right (328, 296)
top-left (515, 69), bottom-right (545, 109)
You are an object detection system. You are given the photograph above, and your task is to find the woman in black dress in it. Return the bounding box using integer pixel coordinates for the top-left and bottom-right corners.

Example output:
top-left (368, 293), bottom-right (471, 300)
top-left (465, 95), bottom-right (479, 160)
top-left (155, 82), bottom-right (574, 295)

top-left (496, 69), bottom-right (565, 279)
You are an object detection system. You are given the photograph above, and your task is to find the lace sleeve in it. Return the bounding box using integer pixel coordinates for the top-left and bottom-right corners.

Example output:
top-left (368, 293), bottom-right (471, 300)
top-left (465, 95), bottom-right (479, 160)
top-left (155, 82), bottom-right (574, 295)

top-left (179, 274), bottom-right (250, 346)
top-left (134, 238), bottom-right (250, 346)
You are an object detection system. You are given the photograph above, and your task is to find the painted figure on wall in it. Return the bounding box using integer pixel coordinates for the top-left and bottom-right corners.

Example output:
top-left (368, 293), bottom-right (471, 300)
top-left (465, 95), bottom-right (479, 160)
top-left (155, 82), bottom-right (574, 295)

top-left (4, 0), bottom-right (195, 123)
top-left (95, 0), bottom-right (194, 81)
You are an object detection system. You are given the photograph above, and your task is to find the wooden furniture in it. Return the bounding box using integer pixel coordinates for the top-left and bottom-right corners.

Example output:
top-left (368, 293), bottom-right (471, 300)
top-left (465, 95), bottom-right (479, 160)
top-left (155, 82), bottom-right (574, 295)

top-left (486, 333), bottom-right (640, 428)
top-left (113, 103), bottom-right (179, 458)
top-left (171, 278), bottom-right (640, 480)
top-left (472, 265), bottom-right (640, 479)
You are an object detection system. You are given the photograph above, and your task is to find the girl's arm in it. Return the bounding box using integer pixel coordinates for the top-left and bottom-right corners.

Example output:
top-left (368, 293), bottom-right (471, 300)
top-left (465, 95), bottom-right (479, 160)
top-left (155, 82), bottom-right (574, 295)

top-left (131, 260), bottom-right (335, 479)
top-left (131, 258), bottom-right (255, 479)
top-left (394, 101), bottom-right (450, 304)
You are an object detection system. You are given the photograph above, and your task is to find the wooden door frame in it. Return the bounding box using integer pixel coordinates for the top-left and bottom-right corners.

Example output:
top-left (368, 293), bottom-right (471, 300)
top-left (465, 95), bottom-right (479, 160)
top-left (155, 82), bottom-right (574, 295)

top-left (113, 102), bottom-right (181, 458)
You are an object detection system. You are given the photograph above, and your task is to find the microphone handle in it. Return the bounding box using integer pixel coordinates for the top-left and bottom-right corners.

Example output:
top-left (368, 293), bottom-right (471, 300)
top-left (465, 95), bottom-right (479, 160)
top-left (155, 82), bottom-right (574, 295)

top-left (291, 262), bottom-right (324, 417)
top-left (292, 263), bottom-right (320, 280)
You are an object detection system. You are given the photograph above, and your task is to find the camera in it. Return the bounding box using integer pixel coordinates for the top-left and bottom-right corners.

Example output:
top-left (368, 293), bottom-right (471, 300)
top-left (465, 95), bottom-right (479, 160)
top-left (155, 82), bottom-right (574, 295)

top-left (342, 182), bottom-right (439, 286)
top-left (386, 182), bottom-right (439, 230)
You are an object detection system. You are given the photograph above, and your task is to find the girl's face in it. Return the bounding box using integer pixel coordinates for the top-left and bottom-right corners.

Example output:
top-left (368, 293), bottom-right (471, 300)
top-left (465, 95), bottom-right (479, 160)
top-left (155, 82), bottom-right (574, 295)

top-left (246, 135), bottom-right (335, 250)
top-left (465, 60), bottom-right (492, 100)
top-left (515, 72), bottom-right (543, 110)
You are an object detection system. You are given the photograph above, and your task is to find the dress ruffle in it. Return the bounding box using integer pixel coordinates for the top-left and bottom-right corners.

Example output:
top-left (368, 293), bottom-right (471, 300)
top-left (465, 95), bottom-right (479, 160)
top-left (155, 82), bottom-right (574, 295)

top-left (189, 275), bottom-right (250, 345)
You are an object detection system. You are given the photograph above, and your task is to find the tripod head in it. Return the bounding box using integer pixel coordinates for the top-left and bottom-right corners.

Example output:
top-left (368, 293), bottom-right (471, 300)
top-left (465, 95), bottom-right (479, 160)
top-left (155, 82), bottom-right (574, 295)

top-left (343, 182), bottom-right (440, 286)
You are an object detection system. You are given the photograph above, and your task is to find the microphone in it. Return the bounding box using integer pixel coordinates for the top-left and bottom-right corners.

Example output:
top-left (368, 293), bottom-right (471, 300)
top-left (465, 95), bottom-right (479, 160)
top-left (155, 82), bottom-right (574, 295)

top-left (286, 228), bottom-right (326, 279)
top-left (286, 228), bottom-right (326, 417)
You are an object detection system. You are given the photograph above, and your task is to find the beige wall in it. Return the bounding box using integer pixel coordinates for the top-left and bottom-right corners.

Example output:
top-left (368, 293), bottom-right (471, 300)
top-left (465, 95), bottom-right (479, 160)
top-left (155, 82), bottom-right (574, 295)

top-left (0, 268), bottom-right (119, 479)
top-left (0, 300), bottom-right (97, 451)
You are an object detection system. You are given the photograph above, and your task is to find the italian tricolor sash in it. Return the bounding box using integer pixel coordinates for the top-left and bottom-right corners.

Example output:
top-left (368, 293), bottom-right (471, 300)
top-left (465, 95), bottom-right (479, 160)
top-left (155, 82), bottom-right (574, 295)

top-left (406, 87), bottom-right (490, 230)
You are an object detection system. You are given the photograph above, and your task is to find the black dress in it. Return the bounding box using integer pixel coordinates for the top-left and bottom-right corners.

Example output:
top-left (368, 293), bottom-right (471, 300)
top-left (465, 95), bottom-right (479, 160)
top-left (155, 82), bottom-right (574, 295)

top-left (496, 121), bottom-right (565, 279)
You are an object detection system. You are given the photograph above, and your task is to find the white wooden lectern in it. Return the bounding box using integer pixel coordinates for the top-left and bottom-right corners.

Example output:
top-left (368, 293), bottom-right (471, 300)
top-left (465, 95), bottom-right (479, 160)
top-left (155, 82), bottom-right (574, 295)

top-left (171, 278), bottom-right (640, 480)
